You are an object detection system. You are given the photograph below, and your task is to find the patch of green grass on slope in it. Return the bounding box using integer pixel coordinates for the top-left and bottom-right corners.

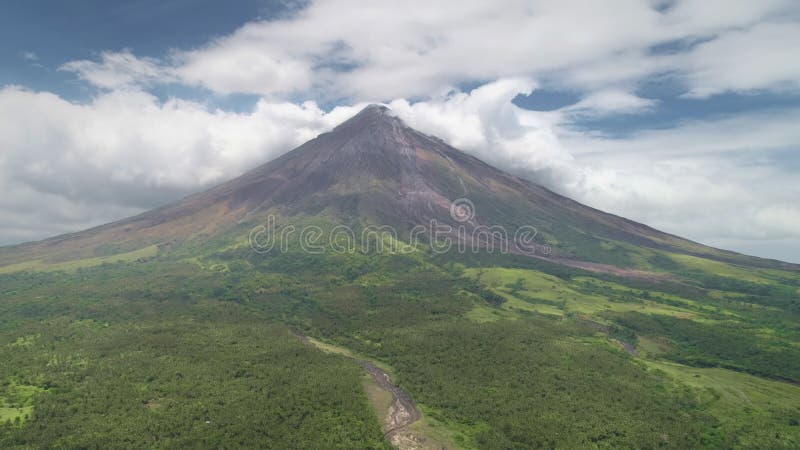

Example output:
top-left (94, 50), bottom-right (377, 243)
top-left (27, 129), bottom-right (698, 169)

top-left (0, 245), bottom-right (159, 274)
top-left (646, 360), bottom-right (800, 448)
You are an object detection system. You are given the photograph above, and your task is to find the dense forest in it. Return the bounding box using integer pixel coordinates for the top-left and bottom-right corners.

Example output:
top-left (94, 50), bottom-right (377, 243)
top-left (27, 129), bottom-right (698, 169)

top-left (1, 238), bottom-right (799, 448)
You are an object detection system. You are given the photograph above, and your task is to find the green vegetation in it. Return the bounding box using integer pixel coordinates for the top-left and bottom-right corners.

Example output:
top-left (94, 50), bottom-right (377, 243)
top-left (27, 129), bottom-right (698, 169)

top-left (0, 245), bottom-right (159, 275)
top-left (646, 361), bottom-right (800, 448)
top-left (605, 311), bottom-right (800, 382)
top-left (0, 262), bottom-right (389, 449)
top-left (668, 254), bottom-right (772, 282)
top-left (362, 320), bottom-right (716, 448)
top-left (0, 321), bottom-right (388, 448)
top-left (0, 231), bottom-right (798, 448)
top-left (0, 383), bottom-right (41, 426)
top-left (465, 267), bottom-right (700, 318)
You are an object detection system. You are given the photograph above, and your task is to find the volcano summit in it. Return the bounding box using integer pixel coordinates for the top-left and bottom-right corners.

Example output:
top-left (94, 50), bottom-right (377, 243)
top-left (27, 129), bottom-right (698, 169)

top-left (1, 105), bottom-right (794, 275)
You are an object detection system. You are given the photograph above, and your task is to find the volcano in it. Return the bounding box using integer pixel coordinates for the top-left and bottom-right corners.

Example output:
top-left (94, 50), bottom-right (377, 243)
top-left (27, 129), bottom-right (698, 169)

top-left (0, 104), bottom-right (795, 273)
top-left (3, 105), bottom-right (800, 450)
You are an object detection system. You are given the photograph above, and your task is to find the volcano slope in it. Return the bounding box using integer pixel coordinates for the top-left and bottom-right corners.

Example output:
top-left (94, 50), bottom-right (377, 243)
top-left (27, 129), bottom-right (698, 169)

top-left (1, 105), bottom-right (799, 449)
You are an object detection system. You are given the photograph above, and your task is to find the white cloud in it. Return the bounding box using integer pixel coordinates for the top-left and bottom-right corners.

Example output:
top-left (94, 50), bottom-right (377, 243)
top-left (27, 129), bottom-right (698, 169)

top-left (57, 0), bottom-right (800, 101)
top-left (664, 0), bottom-right (795, 33)
top-left (388, 79), bottom-right (577, 186)
top-left (561, 89), bottom-right (658, 116)
top-left (562, 108), bottom-right (800, 157)
top-left (681, 22), bottom-right (800, 97)
top-left (0, 178), bottom-right (143, 245)
top-left (559, 110), bottom-right (800, 246)
top-left (171, 25), bottom-right (315, 96)
top-left (0, 86), bottom-right (364, 244)
top-left (0, 87), bottom-right (353, 196)
top-left (60, 50), bottom-right (171, 90)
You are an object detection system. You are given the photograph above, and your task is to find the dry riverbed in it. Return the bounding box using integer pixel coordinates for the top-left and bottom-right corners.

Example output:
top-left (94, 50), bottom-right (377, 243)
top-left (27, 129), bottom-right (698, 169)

top-left (290, 329), bottom-right (451, 449)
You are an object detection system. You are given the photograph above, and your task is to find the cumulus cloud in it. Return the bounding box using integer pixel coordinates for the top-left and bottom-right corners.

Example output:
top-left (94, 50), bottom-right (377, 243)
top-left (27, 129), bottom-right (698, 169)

top-left (56, 0), bottom-right (800, 101)
top-left (171, 26), bottom-right (315, 96)
top-left (0, 86), bottom-right (364, 244)
top-left (388, 79), bottom-right (577, 187)
top-left (0, 87), bottom-right (358, 197)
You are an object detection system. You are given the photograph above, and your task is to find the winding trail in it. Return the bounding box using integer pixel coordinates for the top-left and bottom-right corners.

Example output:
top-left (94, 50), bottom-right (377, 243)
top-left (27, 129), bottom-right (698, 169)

top-left (290, 330), bottom-right (427, 449)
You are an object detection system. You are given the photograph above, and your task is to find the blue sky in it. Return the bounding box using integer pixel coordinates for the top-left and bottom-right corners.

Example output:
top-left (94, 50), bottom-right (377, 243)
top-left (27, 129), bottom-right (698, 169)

top-left (0, 0), bottom-right (297, 103)
top-left (1, 0), bottom-right (799, 262)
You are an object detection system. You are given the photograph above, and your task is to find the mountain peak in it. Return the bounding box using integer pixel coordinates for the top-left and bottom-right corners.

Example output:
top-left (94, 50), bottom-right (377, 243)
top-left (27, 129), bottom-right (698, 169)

top-left (4, 102), bottom-right (795, 274)
top-left (333, 103), bottom-right (402, 133)
top-left (358, 103), bottom-right (392, 117)
top-left (363, 103), bottom-right (390, 113)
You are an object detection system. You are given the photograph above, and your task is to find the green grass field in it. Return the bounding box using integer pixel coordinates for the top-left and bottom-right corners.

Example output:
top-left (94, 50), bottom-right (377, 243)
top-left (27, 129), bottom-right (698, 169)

top-left (0, 245), bottom-right (159, 274)
top-left (465, 267), bottom-right (702, 319)
top-left (0, 384), bottom-right (43, 426)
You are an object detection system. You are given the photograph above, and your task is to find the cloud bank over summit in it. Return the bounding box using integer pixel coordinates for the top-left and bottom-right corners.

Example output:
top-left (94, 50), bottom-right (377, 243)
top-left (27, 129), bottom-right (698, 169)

top-left (1, 0), bottom-right (799, 261)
